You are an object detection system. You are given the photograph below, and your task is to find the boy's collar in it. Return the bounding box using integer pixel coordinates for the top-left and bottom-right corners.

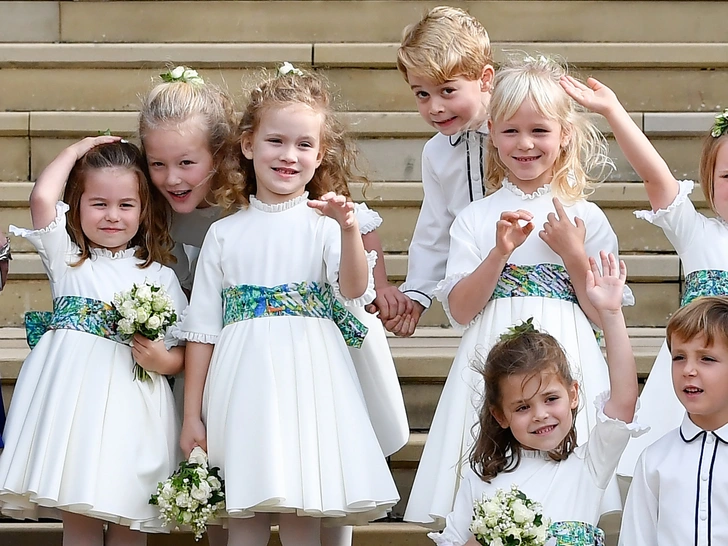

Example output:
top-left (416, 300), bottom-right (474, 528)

top-left (680, 413), bottom-right (728, 443)
top-left (448, 121), bottom-right (489, 147)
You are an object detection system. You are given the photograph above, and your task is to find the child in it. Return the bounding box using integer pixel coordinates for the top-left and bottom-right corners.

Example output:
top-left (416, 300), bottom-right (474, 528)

top-left (429, 252), bottom-right (645, 546)
top-left (619, 296), bottom-right (728, 545)
top-left (177, 69), bottom-right (399, 546)
top-left (0, 137), bottom-right (187, 545)
top-left (141, 65), bottom-right (408, 546)
top-left (391, 6), bottom-right (495, 336)
top-left (405, 55), bottom-right (632, 526)
top-left (561, 77), bottom-right (728, 477)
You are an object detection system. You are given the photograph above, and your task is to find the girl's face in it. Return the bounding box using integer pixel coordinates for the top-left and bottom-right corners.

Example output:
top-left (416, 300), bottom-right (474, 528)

top-left (712, 140), bottom-right (728, 221)
top-left (489, 99), bottom-right (568, 193)
top-left (79, 167), bottom-right (141, 253)
top-left (492, 370), bottom-right (578, 452)
top-left (241, 103), bottom-right (324, 204)
top-left (143, 118), bottom-right (215, 214)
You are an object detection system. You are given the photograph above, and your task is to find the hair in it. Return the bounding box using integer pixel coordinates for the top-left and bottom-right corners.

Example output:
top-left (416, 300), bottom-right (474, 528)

top-left (397, 6), bottom-right (492, 84)
top-left (470, 325), bottom-right (578, 483)
top-left (698, 133), bottom-right (728, 214)
top-left (667, 296), bottom-right (728, 351)
top-left (222, 68), bottom-right (368, 209)
top-left (63, 141), bottom-right (175, 268)
top-left (138, 71), bottom-right (241, 206)
top-left (485, 55), bottom-right (613, 203)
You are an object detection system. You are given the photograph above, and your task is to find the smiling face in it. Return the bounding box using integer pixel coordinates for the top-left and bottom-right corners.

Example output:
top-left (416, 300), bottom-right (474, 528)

top-left (671, 333), bottom-right (728, 431)
top-left (492, 369), bottom-right (579, 452)
top-left (489, 99), bottom-right (568, 194)
top-left (407, 71), bottom-right (491, 136)
top-left (143, 117), bottom-right (215, 214)
top-left (79, 167), bottom-right (142, 253)
top-left (241, 103), bottom-right (324, 204)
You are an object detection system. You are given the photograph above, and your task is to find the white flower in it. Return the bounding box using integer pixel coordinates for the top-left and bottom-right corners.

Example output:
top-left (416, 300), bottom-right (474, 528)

top-left (146, 315), bottom-right (162, 330)
top-left (512, 499), bottom-right (535, 524)
top-left (135, 307), bottom-right (150, 324)
top-left (188, 446), bottom-right (208, 466)
top-left (207, 475), bottom-right (221, 490)
top-left (170, 66), bottom-right (185, 79)
top-left (136, 284), bottom-right (153, 302)
top-left (118, 318), bottom-right (135, 335)
top-left (191, 480), bottom-right (212, 502)
top-left (120, 300), bottom-right (137, 320)
top-left (152, 293), bottom-right (170, 312)
top-left (175, 491), bottom-right (190, 507)
top-left (279, 61), bottom-right (303, 77)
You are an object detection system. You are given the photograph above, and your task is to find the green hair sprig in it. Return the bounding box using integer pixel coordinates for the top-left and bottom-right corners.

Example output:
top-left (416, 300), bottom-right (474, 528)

top-left (498, 317), bottom-right (538, 343)
top-left (711, 109), bottom-right (728, 138)
top-left (98, 129), bottom-right (113, 136)
top-left (160, 66), bottom-right (204, 85)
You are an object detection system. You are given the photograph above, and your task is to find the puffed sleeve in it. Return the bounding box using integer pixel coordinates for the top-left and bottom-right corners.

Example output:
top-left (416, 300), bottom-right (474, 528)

top-left (354, 202), bottom-right (383, 235)
top-left (427, 468), bottom-right (478, 546)
top-left (9, 201), bottom-right (76, 284)
top-left (617, 450), bottom-right (659, 546)
top-left (433, 206), bottom-right (484, 331)
top-left (399, 149), bottom-right (456, 309)
top-left (176, 226), bottom-right (224, 344)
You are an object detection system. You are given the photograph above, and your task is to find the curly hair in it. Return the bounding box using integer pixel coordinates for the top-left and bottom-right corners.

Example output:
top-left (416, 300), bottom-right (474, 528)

top-left (218, 68), bottom-right (368, 210)
top-left (63, 141), bottom-right (175, 268)
top-left (470, 326), bottom-right (578, 483)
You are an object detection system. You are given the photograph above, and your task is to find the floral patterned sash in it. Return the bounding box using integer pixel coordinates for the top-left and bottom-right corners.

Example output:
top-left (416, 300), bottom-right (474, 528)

top-left (491, 263), bottom-right (578, 304)
top-left (222, 281), bottom-right (368, 349)
top-left (681, 269), bottom-right (728, 306)
top-left (24, 296), bottom-right (126, 349)
top-left (547, 521), bottom-right (605, 546)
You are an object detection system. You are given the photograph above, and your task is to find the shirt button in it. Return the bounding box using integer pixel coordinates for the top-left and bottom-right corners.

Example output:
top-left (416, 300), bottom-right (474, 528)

top-left (702, 473), bottom-right (710, 481)
top-left (700, 511), bottom-right (708, 521)
top-left (707, 435), bottom-right (715, 444)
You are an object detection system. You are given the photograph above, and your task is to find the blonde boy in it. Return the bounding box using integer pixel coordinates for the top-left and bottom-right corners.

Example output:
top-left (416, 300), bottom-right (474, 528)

top-left (620, 296), bottom-right (728, 545)
top-left (387, 6), bottom-right (494, 336)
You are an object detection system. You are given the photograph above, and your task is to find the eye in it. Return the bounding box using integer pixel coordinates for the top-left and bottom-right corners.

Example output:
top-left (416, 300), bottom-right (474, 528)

top-left (702, 355), bottom-right (717, 363)
top-left (441, 87), bottom-right (456, 96)
top-left (91, 202), bottom-right (105, 208)
top-left (120, 203), bottom-right (135, 209)
top-left (299, 141), bottom-right (313, 148)
top-left (149, 161), bottom-right (164, 168)
top-left (515, 405), bottom-right (529, 413)
top-left (180, 160), bottom-right (195, 166)
top-left (502, 128), bottom-right (517, 134)
top-left (671, 354), bottom-right (685, 363)
top-left (414, 90), bottom-right (429, 100)
top-left (533, 128), bottom-right (550, 134)
top-left (266, 137), bottom-right (282, 144)
top-left (545, 395), bottom-right (559, 403)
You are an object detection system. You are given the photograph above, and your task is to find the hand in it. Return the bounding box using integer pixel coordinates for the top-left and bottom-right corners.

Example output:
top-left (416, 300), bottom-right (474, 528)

top-left (65, 135), bottom-right (122, 161)
top-left (180, 418), bottom-right (208, 458)
top-left (495, 209), bottom-right (534, 257)
top-left (366, 284), bottom-right (414, 321)
top-left (308, 192), bottom-right (358, 230)
top-left (585, 251), bottom-right (627, 314)
top-left (131, 334), bottom-right (170, 373)
top-left (559, 75), bottom-right (620, 116)
top-left (383, 300), bottom-right (425, 337)
top-left (539, 197), bottom-right (586, 261)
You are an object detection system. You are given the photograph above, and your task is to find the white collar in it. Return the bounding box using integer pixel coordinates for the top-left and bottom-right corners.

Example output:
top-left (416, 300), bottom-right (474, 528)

top-left (680, 413), bottom-right (728, 444)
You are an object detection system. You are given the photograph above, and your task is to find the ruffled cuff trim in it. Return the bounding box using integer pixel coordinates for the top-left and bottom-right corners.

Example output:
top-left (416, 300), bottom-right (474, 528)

top-left (593, 391), bottom-right (650, 436)
top-left (354, 203), bottom-right (383, 235)
top-left (434, 272), bottom-right (477, 332)
top-left (427, 531), bottom-right (462, 546)
top-left (9, 201), bottom-right (70, 237)
top-left (175, 330), bottom-right (218, 344)
top-left (633, 180), bottom-right (694, 224)
top-left (335, 250), bottom-right (378, 306)
top-left (622, 285), bottom-right (636, 307)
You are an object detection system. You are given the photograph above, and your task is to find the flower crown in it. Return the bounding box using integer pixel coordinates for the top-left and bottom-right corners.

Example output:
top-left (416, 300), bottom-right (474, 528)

top-left (711, 109), bottom-right (728, 138)
top-left (278, 61), bottom-right (304, 77)
top-left (498, 317), bottom-right (538, 343)
top-left (160, 66), bottom-right (204, 85)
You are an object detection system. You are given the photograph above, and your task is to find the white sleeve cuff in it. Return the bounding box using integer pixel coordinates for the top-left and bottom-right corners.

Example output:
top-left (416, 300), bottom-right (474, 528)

top-left (354, 202), bottom-right (383, 235)
top-left (434, 272), bottom-right (477, 332)
top-left (633, 180), bottom-right (694, 224)
top-left (334, 250), bottom-right (377, 307)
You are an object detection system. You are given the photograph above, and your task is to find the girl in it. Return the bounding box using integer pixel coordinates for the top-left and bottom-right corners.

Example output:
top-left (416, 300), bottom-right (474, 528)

top-left (140, 65), bottom-right (408, 546)
top-left (405, 55), bottom-right (633, 526)
top-left (0, 137), bottom-right (187, 545)
top-left (429, 253), bottom-right (645, 546)
top-left (177, 69), bottom-right (399, 546)
top-left (560, 77), bottom-right (728, 477)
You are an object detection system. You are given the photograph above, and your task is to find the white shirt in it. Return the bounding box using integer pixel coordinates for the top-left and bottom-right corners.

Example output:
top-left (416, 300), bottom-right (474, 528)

top-left (399, 127), bottom-right (488, 309)
top-left (619, 414), bottom-right (728, 546)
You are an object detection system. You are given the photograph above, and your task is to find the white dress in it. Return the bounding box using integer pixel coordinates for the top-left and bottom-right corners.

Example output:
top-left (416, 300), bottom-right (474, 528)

top-left (177, 193), bottom-right (399, 524)
top-left (429, 394), bottom-right (646, 546)
top-left (404, 180), bottom-right (633, 526)
top-left (618, 180), bottom-right (728, 476)
top-left (0, 202), bottom-right (187, 531)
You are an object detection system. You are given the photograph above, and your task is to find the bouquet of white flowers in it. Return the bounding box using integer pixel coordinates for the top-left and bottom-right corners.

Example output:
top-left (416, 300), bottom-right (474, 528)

top-left (470, 485), bottom-right (551, 546)
top-left (150, 447), bottom-right (226, 541)
top-left (113, 280), bottom-right (177, 382)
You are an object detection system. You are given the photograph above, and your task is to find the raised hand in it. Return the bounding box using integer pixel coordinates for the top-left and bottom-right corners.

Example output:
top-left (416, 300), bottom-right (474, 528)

top-left (559, 75), bottom-right (620, 116)
top-left (308, 192), bottom-right (358, 230)
top-left (585, 251), bottom-right (627, 314)
top-left (66, 135), bottom-right (123, 160)
top-left (495, 209), bottom-right (534, 257)
top-left (539, 197), bottom-right (586, 261)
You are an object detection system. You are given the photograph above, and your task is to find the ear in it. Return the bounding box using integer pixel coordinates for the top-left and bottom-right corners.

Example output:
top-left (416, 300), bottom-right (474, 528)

top-left (315, 146), bottom-right (324, 169)
top-left (487, 119), bottom-right (496, 147)
top-left (490, 406), bottom-right (509, 429)
top-left (241, 134), bottom-right (254, 160)
top-left (568, 381), bottom-right (579, 410)
top-left (480, 65), bottom-right (495, 93)
top-left (560, 126), bottom-right (572, 150)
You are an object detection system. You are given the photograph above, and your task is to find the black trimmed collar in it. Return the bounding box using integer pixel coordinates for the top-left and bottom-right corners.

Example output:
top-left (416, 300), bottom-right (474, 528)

top-left (448, 123), bottom-right (489, 147)
top-left (680, 413), bottom-right (728, 443)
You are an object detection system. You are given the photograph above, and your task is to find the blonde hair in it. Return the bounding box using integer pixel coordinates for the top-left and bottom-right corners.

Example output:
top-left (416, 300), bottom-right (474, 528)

top-left (486, 55), bottom-right (612, 203)
top-left (397, 6), bottom-right (492, 84)
top-left (138, 72), bottom-right (241, 203)
top-left (667, 296), bottom-right (728, 351)
top-left (698, 132), bottom-right (728, 214)
top-left (221, 68), bottom-right (368, 210)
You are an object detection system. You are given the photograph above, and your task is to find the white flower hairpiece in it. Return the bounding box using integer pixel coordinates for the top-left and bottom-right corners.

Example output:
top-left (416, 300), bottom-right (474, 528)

top-left (711, 109), bottom-right (728, 138)
top-left (523, 54), bottom-right (550, 66)
top-left (279, 62), bottom-right (304, 77)
top-left (160, 66), bottom-right (205, 85)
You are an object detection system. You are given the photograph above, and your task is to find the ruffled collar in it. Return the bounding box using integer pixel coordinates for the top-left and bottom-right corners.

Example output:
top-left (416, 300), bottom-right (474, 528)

top-left (519, 448), bottom-right (552, 461)
top-left (249, 192), bottom-right (309, 212)
top-left (502, 178), bottom-right (552, 200)
top-left (89, 246), bottom-right (138, 259)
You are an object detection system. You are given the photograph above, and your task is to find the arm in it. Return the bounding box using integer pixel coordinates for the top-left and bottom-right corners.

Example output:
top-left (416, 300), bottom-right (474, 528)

top-left (584, 252), bottom-right (638, 423)
top-left (30, 136), bottom-right (121, 229)
top-left (180, 341), bottom-right (214, 456)
top-left (560, 75), bottom-right (678, 212)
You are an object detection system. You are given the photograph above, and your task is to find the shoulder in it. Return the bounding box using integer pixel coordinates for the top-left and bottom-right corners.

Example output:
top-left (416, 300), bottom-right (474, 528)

top-left (422, 131), bottom-right (450, 156)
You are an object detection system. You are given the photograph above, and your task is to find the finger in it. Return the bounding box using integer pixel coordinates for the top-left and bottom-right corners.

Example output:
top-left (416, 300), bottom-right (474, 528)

top-left (585, 268), bottom-right (596, 291)
top-left (600, 250), bottom-right (611, 276)
top-left (588, 255), bottom-right (601, 280)
top-left (364, 303), bottom-right (378, 315)
top-left (514, 209), bottom-right (534, 221)
top-left (401, 315), bottom-right (416, 337)
top-left (619, 259), bottom-right (628, 282)
top-left (545, 212), bottom-right (557, 225)
top-left (318, 191), bottom-right (336, 201)
top-left (377, 296), bottom-right (390, 320)
top-left (499, 210), bottom-right (522, 223)
top-left (586, 77), bottom-right (604, 91)
top-left (392, 294), bottom-right (407, 317)
top-left (552, 197), bottom-right (566, 220)
top-left (522, 222), bottom-right (534, 237)
top-left (574, 216), bottom-right (585, 231)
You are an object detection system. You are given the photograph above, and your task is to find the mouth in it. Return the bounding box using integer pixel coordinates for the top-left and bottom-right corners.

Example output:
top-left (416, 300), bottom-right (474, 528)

top-left (433, 117), bottom-right (457, 127)
top-left (514, 156), bottom-right (541, 163)
top-left (273, 167), bottom-right (300, 177)
top-left (684, 386), bottom-right (704, 396)
top-left (168, 189), bottom-right (192, 200)
top-left (531, 425), bottom-right (556, 435)
top-left (101, 228), bottom-right (123, 233)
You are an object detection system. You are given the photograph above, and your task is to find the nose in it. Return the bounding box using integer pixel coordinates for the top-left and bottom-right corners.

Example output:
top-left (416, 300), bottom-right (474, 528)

top-left (517, 133), bottom-right (534, 151)
top-left (681, 359), bottom-right (698, 377)
top-left (279, 144), bottom-right (296, 163)
top-left (429, 97), bottom-right (445, 115)
top-left (105, 206), bottom-right (120, 222)
top-left (165, 167), bottom-right (182, 187)
top-left (533, 403), bottom-right (549, 421)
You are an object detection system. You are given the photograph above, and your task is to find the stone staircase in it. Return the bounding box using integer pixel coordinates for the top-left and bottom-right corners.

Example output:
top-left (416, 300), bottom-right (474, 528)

top-left (0, 0), bottom-right (724, 544)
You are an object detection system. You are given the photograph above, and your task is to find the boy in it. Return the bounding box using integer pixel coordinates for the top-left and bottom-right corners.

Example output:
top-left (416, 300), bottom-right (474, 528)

top-left (385, 6), bottom-right (494, 336)
top-left (619, 296), bottom-right (728, 545)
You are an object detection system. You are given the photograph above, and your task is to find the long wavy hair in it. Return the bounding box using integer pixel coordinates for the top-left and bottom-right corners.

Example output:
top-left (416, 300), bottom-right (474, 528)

top-left (219, 68), bottom-right (368, 210)
top-left (470, 326), bottom-right (578, 482)
top-left (63, 141), bottom-right (175, 267)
